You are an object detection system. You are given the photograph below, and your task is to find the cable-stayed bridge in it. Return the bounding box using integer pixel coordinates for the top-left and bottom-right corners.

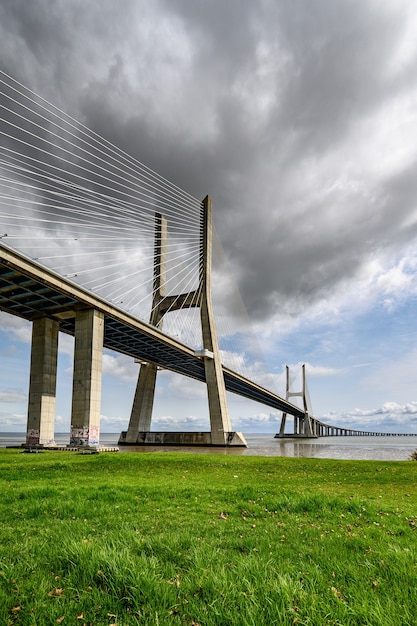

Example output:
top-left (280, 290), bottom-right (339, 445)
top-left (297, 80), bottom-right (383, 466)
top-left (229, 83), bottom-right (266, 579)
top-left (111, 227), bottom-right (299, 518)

top-left (0, 71), bottom-right (386, 448)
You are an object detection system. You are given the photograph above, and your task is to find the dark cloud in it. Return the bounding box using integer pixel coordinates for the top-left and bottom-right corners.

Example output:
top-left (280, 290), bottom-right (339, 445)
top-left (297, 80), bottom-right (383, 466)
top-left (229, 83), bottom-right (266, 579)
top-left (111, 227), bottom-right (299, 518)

top-left (1, 0), bottom-right (417, 323)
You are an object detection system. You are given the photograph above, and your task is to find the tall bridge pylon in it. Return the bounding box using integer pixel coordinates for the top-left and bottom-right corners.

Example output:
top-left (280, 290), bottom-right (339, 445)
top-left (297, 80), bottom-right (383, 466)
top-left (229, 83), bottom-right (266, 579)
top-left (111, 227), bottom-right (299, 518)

top-left (274, 365), bottom-right (400, 438)
top-left (275, 364), bottom-right (316, 438)
top-left (119, 196), bottom-right (247, 447)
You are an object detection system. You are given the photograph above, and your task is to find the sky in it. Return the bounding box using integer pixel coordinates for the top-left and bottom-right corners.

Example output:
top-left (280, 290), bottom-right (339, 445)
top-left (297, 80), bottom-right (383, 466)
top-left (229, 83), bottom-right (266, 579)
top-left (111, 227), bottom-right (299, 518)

top-left (1, 0), bottom-right (417, 435)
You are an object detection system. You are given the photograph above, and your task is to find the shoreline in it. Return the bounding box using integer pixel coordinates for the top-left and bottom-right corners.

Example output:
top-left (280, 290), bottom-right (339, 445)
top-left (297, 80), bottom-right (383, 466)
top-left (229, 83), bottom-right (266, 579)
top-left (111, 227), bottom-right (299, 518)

top-left (1, 432), bottom-right (417, 461)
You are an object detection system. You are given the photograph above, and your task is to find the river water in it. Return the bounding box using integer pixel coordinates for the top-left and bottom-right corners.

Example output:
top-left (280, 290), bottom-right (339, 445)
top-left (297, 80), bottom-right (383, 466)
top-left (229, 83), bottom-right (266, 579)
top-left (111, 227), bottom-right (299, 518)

top-left (1, 432), bottom-right (417, 461)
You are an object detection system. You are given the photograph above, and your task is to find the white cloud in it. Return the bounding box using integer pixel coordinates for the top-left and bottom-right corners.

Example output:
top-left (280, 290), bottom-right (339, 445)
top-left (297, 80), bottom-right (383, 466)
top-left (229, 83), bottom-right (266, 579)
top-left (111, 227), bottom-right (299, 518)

top-left (153, 414), bottom-right (207, 431)
top-left (102, 353), bottom-right (138, 382)
top-left (100, 414), bottom-right (129, 428)
top-left (386, 3), bottom-right (417, 76)
top-left (289, 362), bottom-right (346, 378)
top-left (163, 371), bottom-right (207, 400)
top-left (360, 347), bottom-right (417, 401)
top-left (0, 411), bottom-right (26, 427)
top-left (321, 401), bottom-right (417, 432)
top-left (58, 333), bottom-right (74, 357)
top-left (0, 313), bottom-right (31, 344)
top-left (235, 412), bottom-right (280, 426)
top-left (0, 390), bottom-right (27, 403)
top-left (257, 242), bottom-right (417, 348)
top-left (348, 401), bottom-right (417, 417)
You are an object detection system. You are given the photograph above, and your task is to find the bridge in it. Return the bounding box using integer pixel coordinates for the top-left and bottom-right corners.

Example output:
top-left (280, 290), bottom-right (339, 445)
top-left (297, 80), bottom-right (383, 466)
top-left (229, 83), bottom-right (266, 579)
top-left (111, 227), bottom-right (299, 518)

top-left (0, 71), bottom-right (390, 447)
top-left (273, 365), bottom-right (409, 438)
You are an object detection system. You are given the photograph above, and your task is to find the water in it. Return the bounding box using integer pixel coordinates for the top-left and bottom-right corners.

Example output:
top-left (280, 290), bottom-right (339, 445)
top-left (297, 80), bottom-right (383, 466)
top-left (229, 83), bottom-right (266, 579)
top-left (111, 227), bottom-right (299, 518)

top-left (1, 432), bottom-right (417, 460)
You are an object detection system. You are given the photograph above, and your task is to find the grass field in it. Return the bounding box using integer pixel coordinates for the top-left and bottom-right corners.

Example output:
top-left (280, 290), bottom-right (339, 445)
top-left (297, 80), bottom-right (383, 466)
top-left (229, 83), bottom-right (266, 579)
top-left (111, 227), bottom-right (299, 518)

top-left (0, 449), bottom-right (416, 625)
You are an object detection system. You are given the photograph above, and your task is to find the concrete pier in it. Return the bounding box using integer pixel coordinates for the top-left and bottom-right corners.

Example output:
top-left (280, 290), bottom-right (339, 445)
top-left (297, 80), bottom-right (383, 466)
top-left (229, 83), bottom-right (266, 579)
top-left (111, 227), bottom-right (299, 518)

top-left (70, 308), bottom-right (104, 446)
top-left (124, 214), bottom-right (167, 443)
top-left (26, 317), bottom-right (59, 445)
top-left (198, 196), bottom-right (235, 445)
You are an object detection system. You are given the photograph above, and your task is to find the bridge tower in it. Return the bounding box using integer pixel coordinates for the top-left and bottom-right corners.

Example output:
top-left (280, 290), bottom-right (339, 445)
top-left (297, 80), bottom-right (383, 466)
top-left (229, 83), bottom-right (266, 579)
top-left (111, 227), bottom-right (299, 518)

top-left (119, 196), bottom-right (246, 447)
top-left (275, 364), bottom-right (316, 438)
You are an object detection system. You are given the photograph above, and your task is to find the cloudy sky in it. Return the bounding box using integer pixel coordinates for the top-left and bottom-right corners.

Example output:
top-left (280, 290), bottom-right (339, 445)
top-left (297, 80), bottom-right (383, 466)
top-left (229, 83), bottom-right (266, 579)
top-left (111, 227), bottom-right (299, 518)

top-left (1, 0), bottom-right (417, 435)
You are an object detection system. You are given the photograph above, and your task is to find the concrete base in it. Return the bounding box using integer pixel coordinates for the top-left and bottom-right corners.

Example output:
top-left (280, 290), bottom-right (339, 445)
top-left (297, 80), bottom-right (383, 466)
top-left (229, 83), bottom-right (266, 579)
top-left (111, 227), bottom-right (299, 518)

top-left (118, 431), bottom-right (248, 447)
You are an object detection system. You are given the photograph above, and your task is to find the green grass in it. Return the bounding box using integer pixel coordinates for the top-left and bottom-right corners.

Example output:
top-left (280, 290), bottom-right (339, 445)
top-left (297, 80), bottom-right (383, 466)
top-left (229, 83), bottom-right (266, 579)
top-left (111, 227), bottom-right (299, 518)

top-left (0, 450), bottom-right (416, 625)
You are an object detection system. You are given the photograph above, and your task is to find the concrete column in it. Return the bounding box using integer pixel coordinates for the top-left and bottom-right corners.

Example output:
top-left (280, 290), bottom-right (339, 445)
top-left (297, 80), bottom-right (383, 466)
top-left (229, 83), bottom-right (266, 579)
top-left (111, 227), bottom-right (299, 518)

top-left (125, 362), bottom-right (158, 442)
top-left (200, 196), bottom-right (232, 445)
top-left (70, 308), bottom-right (104, 446)
top-left (123, 214), bottom-right (166, 444)
top-left (278, 366), bottom-right (290, 437)
top-left (304, 414), bottom-right (313, 437)
top-left (279, 412), bottom-right (287, 436)
top-left (26, 317), bottom-right (59, 445)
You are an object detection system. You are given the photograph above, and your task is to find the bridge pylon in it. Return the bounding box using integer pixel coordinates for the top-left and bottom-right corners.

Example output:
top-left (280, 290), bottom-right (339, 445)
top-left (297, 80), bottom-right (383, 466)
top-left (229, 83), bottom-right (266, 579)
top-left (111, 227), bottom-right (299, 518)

top-left (275, 364), bottom-right (316, 438)
top-left (119, 196), bottom-right (246, 447)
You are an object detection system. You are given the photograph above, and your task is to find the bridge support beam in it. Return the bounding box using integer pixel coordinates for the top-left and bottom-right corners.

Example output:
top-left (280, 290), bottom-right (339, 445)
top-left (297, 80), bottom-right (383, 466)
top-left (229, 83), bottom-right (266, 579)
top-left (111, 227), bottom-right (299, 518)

top-left (125, 362), bottom-right (158, 442)
top-left (70, 308), bottom-right (104, 447)
top-left (124, 214), bottom-right (165, 444)
top-left (26, 317), bottom-right (59, 445)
